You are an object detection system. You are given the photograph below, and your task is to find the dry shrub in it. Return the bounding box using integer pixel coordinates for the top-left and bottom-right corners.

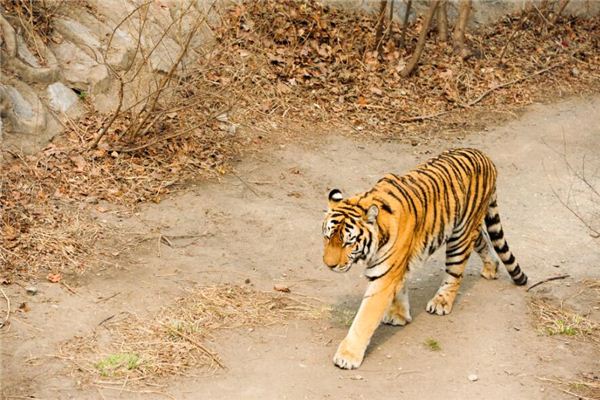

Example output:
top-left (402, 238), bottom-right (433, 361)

top-left (62, 284), bottom-right (323, 386)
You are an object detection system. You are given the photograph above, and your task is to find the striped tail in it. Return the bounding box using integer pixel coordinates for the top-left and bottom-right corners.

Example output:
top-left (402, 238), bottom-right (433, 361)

top-left (484, 193), bottom-right (528, 286)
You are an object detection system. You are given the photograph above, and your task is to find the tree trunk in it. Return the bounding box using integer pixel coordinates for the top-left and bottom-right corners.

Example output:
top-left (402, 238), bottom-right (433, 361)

top-left (399, 0), bottom-right (412, 49)
top-left (452, 0), bottom-right (471, 58)
top-left (373, 0), bottom-right (388, 54)
top-left (437, 0), bottom-right (448, 42)
top-left (401, 0), bottom-right (439, 78)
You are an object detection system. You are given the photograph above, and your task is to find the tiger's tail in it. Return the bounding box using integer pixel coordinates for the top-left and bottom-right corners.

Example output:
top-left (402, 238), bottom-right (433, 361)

top-left (484, 193), bottom-right (528, 286)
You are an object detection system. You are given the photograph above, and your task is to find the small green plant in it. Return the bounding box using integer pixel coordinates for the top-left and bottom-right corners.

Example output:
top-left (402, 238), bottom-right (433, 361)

top-left (77, 90), bottom-right (88, 100)
top-left (424, 338), bottom-right (441, 351)
top-left (95, 353), bottom-right (141, 377)
top-left (546, 319), bottom-right (578, 336)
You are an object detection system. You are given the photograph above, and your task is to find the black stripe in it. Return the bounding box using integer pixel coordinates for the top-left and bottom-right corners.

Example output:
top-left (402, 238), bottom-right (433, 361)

top-left (445, 269), bottom-right (463, 279)
top-left (485, 213), bottom-right (500, 226)
top-left (366, 266), bottom-right (392, 281)
top-left (488, 230), bottom-right (503, 241)
top-left (505, 254), bottom-right (515, 265)
top-left (445, 259), bottom-right (467, 267)
top-left (513, 273), bottom-right (528, 286)
top-left (497, 241), bottom-right (509, 254)
top-left (508, 265), bottom-right (522, 277)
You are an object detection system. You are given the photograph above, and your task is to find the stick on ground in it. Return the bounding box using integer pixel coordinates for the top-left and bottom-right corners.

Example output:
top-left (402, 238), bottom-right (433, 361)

top-left (527, 274), bottom-right (570, 292)
top-left (0, 288), bottom-right (10, 329)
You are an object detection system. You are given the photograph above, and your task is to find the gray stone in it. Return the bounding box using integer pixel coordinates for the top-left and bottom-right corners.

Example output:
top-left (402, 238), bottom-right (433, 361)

top-left (51, 40), bottom-right (111, 94)
top-left (47, 82), bottom-right (80, 113)
top-left (55, 17), bottom-right (102, 59)
top-left (25, 286), bottom-right (38, 295)
top-left (0, 84), bottom-right (35, 119)
top-left (16, 35), bottom-right (41, 68)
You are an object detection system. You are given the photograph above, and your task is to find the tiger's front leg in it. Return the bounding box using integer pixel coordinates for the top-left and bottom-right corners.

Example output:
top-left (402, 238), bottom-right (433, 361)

top-left (333, 278), bottom-right (396, 369)
top-left (383, 278), bottom-right (412, 326)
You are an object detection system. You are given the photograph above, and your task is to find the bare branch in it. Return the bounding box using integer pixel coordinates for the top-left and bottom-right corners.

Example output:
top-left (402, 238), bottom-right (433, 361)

top-left (401, 0), bottom-right (439, 78)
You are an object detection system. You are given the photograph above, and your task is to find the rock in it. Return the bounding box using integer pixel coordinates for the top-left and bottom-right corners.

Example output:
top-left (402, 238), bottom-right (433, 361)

top-left (47, 82), bottom-right (80, 113)
top-left (51, 40), bottom-right (111, 94)
top-left (25, 286), bottom-right (38, 295)
top-left (468, 374), bottom-right (478, 382)
top-left (16, 35), bottom-right (41, 68)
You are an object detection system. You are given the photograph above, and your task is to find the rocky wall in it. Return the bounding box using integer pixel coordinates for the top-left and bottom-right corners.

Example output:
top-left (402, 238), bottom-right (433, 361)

top-left (0, 0), bottom-right (598, 155)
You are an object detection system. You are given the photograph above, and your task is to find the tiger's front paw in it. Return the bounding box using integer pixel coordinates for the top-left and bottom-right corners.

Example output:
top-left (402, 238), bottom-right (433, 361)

top-left (426, 294), bottom-right (453, 316)
top-left (333, 340), bottom-right (364, 370)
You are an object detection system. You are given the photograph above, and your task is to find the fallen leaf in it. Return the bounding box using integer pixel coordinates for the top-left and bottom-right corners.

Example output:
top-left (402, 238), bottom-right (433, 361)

top-left (274, 284), bottom-right (290, 293)
top-left (69, 154), bottom-right (87, 172)
top-left (47, 273), bottom-right (62, 283)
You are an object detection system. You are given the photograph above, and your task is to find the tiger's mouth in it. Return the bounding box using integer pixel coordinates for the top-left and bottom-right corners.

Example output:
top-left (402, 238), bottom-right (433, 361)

top-left (332, 263), bottom-right (352, 273)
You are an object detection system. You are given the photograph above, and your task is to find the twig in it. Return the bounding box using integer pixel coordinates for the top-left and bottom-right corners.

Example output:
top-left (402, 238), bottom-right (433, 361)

top-left (550, 185), bottom-right (600, 238)
top-left (95, 292), bottom-right (121, 304)
top-left (98, 314), bottom-right (116, 326)
top-left (233, 172), bottom-right (260, 197)
top-left (398, 109), bottom-right (451, 123)
top-left (465, 63), bottom-right (564, 107)
top-left (112, 106), bottom-right (229, 153)
top-left (61, 281), bottom-right (78, 295)
top-left (559, 388), bottom-right (594, 400)
top-left (401, 0), bottom-right (439, 77)
top-left (166, 327), bottom-right (226, 369)
top-left (0, 288), bottom-right (10, 329)
top-left (499, 13), bottom-right (528, 63)
top-left (93, 385), bottom-right (177, 400)
top-left (527, 274), bottom-right (570, 292)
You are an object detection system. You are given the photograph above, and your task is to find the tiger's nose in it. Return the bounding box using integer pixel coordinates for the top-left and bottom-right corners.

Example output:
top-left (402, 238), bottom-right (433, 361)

top-left (323, 257), bottom-right (338, 269)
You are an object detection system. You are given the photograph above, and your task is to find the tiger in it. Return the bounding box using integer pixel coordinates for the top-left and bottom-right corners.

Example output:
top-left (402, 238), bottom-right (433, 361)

top-left (322, 148), bottom-right (527, 370)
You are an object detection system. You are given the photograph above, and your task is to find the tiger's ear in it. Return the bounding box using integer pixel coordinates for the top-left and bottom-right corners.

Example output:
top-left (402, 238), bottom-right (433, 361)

top-left (366, 204), bottom-right (379, 224)
top-left (328, 189), bottom-right (343, 205)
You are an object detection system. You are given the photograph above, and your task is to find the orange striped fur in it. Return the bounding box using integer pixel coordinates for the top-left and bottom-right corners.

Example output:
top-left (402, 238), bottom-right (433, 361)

top-left (322, 148), bottom-right (527, 369)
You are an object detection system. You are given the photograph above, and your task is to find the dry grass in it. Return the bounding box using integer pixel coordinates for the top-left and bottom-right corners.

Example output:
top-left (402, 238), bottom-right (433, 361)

top-left (538, 375), bottom-right (600, 400)
top-left (62, 284), bottom-right (324, 386)
top-left (529, 295), bottom-right (599, 346)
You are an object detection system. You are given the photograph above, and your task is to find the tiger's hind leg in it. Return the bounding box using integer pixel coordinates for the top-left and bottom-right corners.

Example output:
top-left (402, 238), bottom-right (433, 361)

top-left (383, 278), bottom-right (412, 326)
top-left (426, 230), bottom-right (477, 316)
top-left (474, 226), bottom-right (500, 280)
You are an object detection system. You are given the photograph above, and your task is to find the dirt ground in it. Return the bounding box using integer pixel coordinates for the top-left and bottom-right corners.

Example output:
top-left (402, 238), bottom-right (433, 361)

top-left (2, 95), bottom-right (599, 399)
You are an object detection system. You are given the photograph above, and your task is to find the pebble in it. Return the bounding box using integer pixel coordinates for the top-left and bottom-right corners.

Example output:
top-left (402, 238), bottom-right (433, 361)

top-left (25, 286), bottom-right (38, 295)
top-left (468, 374), bottom-right (478, 382)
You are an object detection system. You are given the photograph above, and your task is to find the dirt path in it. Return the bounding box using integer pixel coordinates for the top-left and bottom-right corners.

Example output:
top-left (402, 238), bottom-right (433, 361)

top-left (2, 96), bottom-right (599, 399)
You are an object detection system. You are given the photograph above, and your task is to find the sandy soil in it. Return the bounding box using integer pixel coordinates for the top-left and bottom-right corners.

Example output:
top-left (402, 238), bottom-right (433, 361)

top-left (1, 96), bottom-right (599, 399)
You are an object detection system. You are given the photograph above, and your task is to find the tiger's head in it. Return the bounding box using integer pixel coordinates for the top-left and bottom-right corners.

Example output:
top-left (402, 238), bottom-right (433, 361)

top-left (322, 189), bottom-right (379, 272)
